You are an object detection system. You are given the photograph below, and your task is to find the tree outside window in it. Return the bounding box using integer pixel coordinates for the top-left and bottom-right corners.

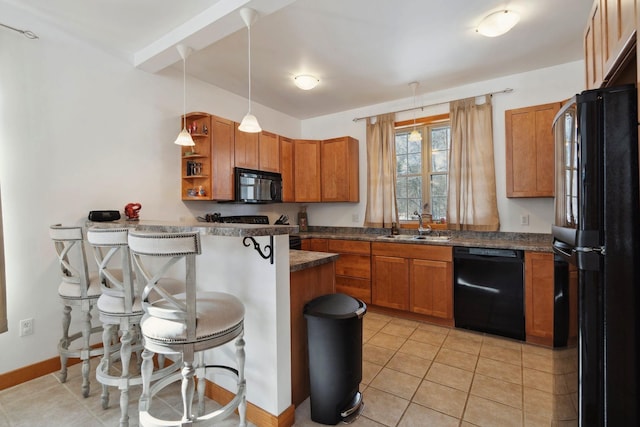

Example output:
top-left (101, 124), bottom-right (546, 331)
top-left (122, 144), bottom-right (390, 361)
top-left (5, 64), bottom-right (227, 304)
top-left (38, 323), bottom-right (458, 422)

top-left (395, 122), bottom-right (450, 222)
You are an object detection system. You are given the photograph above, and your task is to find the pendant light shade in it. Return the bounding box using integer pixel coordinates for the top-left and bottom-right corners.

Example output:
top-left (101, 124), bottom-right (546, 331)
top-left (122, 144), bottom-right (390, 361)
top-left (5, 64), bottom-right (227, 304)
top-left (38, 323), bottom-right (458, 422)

top-left (476, 10), bottom-right (520, 37)
top-left (239, 8), bottom-right (262, 133)
top-left (174, 44), bottom-right (195, 146)
top-left (408, 81), bottom-right (422, 143)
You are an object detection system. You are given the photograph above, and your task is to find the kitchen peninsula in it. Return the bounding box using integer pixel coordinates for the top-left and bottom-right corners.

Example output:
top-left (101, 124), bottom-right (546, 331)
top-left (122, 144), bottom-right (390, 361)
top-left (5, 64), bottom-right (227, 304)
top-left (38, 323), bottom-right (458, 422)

top-left (87, 219), bottom-right (336, 427)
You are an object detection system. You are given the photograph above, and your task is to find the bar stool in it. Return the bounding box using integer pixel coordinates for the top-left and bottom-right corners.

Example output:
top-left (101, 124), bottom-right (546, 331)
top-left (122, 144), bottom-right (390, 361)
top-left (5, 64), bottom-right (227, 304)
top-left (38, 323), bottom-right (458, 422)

top-left (128, 230), bottom-right (247, 427)
top-left (87, 227), bottom-right (180, 427)
top-left (49, 225), bottom-right (104, 397)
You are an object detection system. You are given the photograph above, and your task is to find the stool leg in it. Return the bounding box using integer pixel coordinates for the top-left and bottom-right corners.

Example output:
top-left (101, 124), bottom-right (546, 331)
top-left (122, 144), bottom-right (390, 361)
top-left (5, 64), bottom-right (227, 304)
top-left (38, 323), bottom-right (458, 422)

top-left (236, 335), bottom-right (247, 427)
top-left (181, 353), bottom-right (195, 423)
top-left (119, 327), bottom-right (133, 427)
top-left (195, 352), bottom-right (205, 416)
top-left (81, 307), bottom-right (92, 398)
top-left (138, 348), bottom-right (154, 413)
top-left (100, 323), bottom-right (115, 409)
top-left (59, 305), bottom-right (71, 383)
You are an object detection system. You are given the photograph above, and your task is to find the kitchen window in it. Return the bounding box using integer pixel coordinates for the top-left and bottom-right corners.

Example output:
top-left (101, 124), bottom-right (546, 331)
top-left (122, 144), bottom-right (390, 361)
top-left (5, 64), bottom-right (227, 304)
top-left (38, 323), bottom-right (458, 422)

top-left (395, 119), bottom-right (450, 222)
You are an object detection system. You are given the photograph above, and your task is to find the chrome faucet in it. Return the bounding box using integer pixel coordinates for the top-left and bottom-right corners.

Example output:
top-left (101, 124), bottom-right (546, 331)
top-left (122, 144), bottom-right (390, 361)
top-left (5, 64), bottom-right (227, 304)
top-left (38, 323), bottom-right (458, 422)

top-left (413, 210), bottom-right (432, 236)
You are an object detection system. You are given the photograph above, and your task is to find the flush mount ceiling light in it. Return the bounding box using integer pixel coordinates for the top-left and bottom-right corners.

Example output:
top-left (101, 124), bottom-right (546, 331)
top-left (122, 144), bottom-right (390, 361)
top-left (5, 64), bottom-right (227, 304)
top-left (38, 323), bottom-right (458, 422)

top-left (408, 82), bottom-right (422, 143)
top-left (238, 7), bottom-right (262, 133)
top-left (294, 74), bottom-right (320, 90)
top-left (174, 44), bottom-right (195, 146)
top-left (476, 10), bottom-right (520, 37)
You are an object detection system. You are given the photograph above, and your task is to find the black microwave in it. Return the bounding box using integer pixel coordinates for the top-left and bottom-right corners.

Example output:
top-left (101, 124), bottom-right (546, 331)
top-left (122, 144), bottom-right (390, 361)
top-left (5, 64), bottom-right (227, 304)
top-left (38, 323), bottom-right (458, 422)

top-left (234, 167), bottom-right (283, 203)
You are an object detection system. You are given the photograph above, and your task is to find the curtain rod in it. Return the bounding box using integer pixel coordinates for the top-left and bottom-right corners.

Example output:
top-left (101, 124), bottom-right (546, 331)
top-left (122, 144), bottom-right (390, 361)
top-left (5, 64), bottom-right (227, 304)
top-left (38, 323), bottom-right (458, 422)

top-left (352, 88), bottom-right (514, 122)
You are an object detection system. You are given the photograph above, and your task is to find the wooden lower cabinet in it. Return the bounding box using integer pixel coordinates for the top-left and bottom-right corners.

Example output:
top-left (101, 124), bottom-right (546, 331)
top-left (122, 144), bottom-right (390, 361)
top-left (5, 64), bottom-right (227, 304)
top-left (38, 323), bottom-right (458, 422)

top-left (372, 242), bottom-right (453, 321)
top-left (524, 251), bottom-right (555, 346)
top-left (410, 258), bottom-right (453, 319)
top-left (328, 240), bottom-right (371, 303)
top-left (372, 256), bottom-right (410, 310)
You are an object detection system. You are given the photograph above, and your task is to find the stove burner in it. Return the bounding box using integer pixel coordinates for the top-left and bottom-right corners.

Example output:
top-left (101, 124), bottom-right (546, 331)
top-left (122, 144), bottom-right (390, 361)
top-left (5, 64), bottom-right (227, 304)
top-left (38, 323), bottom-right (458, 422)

top-left (199, 213), bottom-right (269, 224)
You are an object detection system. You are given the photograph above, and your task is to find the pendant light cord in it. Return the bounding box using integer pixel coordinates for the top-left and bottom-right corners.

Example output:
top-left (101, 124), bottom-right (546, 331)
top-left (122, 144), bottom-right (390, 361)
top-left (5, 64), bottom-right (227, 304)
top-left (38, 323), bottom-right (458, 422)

top-left (182, 55), bottom-right (187, 130)
top-left (247, 23), bottom-right (252, 114)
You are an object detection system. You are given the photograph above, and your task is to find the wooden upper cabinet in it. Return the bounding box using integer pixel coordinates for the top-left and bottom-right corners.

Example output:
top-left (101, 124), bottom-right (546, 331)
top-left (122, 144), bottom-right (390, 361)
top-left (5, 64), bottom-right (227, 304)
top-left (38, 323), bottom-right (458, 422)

top-left (321, 137), bottom-right (359, 202)
top-left (279, 136), bottom-right (295, 202)
top-left (585, 0), bottom-right (604, 89)
top-left (234, 124), bottom-right (259, 170)
top-left (259, 131), bottom-right (280, 172)
top-left (210, 115), bottom-right (235, 201)
top-left (525, 251), bottom-right (555, 346)
top-left (603, 0), bottom-right (636, 74)
top-left (294, 139), bottom-right (322, 202)
top-left (505, 102), bottom-right (562, 198)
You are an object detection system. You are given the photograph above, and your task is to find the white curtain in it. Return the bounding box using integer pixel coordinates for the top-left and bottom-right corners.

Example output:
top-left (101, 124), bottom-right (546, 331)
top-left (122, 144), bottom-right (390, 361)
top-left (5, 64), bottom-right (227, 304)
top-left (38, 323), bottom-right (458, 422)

top-left (0, 187), bottom-right (6, 334)
top-left (447, 96), bottom-right (500, 231)
top-left (364, 113), bottom-right (399, 227)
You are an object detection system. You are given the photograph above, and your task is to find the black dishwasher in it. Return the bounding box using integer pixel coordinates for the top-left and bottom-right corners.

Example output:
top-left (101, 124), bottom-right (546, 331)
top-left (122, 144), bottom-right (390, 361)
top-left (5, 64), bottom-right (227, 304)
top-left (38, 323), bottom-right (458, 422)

top-left (453, 247), bottom-right (525, 341)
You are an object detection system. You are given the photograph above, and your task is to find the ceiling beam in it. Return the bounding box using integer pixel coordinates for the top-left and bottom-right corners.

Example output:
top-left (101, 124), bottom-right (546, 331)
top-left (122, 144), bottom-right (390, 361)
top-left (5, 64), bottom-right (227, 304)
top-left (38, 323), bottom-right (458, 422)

top-left (134, 0), bottom-right (296, 73)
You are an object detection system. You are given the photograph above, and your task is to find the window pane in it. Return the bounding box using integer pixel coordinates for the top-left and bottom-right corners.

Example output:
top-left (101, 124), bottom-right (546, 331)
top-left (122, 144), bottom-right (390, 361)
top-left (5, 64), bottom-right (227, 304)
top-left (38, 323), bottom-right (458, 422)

top-left (397, 198), bottom-right (408, 220)
top-left (407, 153), bottom-right (421, 174)
top-left (431, 174), bottom-right (447, 221)
top-left (408, 199), bottom-right (422, 217)
top-left (396, 134), bottom-right (408, 155)
top-left (432, 150), bottom-right (448, 172)
top-left (396, 176), bottom-right (407, 198)
top-left (431, 127), bottom-right (450, 150)
top-left (407, 176), bottom-right (422, 199)
top-left (408, 139), bottom-right (421, 154)
top-left (396, 153), bottom-right (408, 174)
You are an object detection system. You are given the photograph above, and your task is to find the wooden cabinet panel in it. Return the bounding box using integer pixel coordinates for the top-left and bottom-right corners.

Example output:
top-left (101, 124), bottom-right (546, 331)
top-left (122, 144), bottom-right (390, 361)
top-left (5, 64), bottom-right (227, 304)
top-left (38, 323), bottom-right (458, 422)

top-left (294, 139), bottom-right (321, 202)
top-left (321, 137), bottom-right (359, 202)
top-left (410, 258), bottom-right (453, 319)
top-left (372, 242), bottom-right (451, 261)
top-left (328, 239), bottom-right (370, 255)
top-left (505, 102), bottom-right (562, 198)
top-left (603, 0), bottom-right (636, 74)
top-left (259, 131), bottom-right (280, 172)
top-left (307, 238), bottom-right (329, 252)
top-left (525, 252), bottom-right (555, 346)
top-left (336, 276), bottom-right (371, 304)
top-left (585, 0), bottom-right (604, 89)
top-left (335, 254), bottom-right (371, 279)
top-left (234, 124), bottom-right (259, 170)
top-left (210, 115), bottom-right (235, 201)
top-left (279, 136), bottom-right (295, 202)
top-left (372, 255), bottom-right (409, 310)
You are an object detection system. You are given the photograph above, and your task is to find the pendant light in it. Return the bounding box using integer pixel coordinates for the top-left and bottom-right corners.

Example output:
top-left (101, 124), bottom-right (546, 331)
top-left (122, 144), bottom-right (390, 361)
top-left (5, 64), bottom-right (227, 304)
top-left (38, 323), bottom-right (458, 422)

top-left (174, 44), bottom-right (195, 146)
top-left (408, 82), bottom-right (422, 142)
top-left (238, 8), bottom-right (262, 133)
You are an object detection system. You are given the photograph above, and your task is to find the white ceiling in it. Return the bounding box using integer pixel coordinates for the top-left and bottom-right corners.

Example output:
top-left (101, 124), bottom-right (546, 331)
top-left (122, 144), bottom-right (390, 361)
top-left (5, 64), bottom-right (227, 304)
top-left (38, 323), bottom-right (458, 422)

top-left (4, 0), bottom-right (592, 119)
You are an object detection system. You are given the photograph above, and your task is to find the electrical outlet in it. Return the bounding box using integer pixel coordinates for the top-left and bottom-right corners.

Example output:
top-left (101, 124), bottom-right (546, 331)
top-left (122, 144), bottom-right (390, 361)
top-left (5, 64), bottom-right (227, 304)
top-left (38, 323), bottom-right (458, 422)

top-left (520, 214), bottom-right (529, 226)
top-left (19, 318), bottom-right (34, 337)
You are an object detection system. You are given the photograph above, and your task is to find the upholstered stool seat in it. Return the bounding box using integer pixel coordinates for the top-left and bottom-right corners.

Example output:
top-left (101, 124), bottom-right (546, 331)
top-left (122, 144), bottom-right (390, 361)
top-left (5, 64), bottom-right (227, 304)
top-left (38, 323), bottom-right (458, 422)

top-left (50, 225), bottom-right (106, 398)
top-left (128, 230), bottom-right (247, 427)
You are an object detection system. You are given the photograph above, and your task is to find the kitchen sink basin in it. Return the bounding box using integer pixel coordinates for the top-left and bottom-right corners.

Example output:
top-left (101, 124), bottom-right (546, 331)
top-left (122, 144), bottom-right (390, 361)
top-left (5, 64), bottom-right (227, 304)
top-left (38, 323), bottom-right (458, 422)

top-left (377, 235), bottom-right (451, 242)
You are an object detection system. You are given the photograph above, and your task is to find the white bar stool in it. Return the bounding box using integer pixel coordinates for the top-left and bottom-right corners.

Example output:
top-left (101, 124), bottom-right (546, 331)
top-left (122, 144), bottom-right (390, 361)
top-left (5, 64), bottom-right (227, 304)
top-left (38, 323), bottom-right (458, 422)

top-left (87, 227), bottom-right (180, 427)
top-left (128, 230), bottom-right (247, 427)
top-left (49, 225), bottom-right (105, 397)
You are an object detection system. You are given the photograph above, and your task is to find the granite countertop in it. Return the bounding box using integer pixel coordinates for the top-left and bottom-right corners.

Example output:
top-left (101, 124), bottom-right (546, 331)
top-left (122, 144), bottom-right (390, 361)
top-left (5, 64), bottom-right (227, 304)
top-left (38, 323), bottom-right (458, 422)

top-left (290, 250), bottom-right (339, 272)
top-left (296, 227), bottom-right (554, 252)
top-left (87, 219), bottom-right (299, 237)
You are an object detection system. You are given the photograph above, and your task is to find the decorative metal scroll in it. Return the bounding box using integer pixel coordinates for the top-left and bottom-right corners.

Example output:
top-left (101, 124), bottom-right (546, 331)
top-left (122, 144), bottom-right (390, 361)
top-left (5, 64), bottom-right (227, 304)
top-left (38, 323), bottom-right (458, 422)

top-left (242, 235), bottom-right (274, 264)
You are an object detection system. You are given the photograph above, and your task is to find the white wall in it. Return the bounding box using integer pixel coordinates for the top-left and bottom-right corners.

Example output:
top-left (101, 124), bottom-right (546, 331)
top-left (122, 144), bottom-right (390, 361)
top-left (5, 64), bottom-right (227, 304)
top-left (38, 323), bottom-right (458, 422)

top-left (300, 61), bottom-right (585, 233)
top-left (0, 3), bottom-right (299, 374)
top-left (0, 1), bottom-right (585, 376)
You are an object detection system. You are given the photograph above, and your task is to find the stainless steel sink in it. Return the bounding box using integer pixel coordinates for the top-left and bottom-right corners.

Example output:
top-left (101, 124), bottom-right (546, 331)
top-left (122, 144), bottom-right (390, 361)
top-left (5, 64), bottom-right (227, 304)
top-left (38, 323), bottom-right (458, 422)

top-left (377, 234), bottom-right (451, 242)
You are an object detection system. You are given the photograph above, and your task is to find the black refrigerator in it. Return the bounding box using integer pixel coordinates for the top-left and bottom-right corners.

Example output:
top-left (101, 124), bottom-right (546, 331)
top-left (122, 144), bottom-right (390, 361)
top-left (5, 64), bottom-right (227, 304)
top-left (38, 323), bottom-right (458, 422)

top-left (552, 84), bottom-right (640, 426)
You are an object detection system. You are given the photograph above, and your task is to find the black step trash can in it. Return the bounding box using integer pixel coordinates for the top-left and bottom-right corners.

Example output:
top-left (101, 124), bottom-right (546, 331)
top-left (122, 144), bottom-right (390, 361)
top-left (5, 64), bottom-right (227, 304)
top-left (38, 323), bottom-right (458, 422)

top-left (303, 293), bottom-right (367, 425)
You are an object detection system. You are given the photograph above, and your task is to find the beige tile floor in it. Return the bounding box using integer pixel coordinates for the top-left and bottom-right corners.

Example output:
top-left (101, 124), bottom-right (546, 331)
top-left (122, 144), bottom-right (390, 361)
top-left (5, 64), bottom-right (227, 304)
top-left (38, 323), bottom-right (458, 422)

top-left (0, 311), bottom-right (578, 427)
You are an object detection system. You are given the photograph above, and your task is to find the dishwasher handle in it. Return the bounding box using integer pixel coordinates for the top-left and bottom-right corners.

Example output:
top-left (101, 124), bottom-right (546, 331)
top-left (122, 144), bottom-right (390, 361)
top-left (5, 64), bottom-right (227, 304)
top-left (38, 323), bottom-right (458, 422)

top-left (454, 246), bottom-right (524, 260)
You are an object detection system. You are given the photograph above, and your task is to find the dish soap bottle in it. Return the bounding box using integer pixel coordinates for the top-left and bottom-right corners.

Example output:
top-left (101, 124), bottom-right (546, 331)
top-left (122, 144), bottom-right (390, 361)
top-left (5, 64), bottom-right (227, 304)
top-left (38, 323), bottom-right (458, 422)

top-left (298, 206), bottom-right (308, 232)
